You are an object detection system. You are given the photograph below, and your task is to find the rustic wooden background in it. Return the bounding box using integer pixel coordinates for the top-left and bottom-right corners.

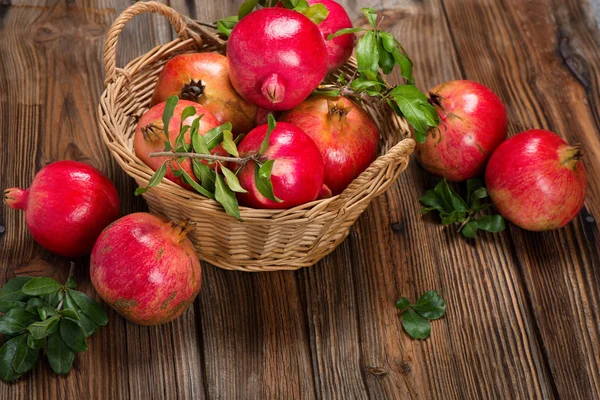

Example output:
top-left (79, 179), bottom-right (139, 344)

top-left (1, 0), bottom-right (600, 398)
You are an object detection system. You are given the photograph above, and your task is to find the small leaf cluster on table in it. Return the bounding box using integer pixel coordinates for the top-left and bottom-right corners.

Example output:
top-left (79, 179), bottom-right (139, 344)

top-left (0, 274), bottom-right (107, 381)
top-left (396, 291), bottom-right (447, 339)
top-left (420, 179), bottom-right (506, 238)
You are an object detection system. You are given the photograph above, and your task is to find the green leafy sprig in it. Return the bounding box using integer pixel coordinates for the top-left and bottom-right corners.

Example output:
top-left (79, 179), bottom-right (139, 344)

top-left (315, 8), bottom-right (439, 142)
top-left (136, 96), bottom-right (280, 219)
top-left (395, 290), bottom-right (446, 340)
top-left (419, 179), bottom-right (505, 238)
top-left (216, 0), bottom-right (329, 36)
top-left (0, 266), bottom-right (108, 381)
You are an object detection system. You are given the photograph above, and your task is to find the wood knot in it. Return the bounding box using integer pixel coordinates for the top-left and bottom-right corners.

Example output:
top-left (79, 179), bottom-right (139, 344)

top-left (366, 366), bottom-right (388, 377)
top-left (391, 221), bottom-right (405, 233)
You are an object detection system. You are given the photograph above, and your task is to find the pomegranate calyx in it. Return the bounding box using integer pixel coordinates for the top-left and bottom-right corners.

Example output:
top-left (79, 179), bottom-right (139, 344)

top-left (559, 144), bottom-right (584, 169)
top-left (427, 91), bottom-right (443, 108)
top-left (261, 73), bottom-right (285, 104)
top-left (170, 219), bottom-right (193, 243)
top-left (180, 80), bottom-right (206, 102)
top-left (327, 100), bottom-right (352, 120)
top-left (3, 188), bottom-right (29, 210)
top-left (141, 122), bottom-right (166, 143)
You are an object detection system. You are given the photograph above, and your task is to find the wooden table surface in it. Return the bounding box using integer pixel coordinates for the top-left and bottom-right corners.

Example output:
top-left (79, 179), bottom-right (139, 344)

top-left (1, 0), bottom-right (600, 398)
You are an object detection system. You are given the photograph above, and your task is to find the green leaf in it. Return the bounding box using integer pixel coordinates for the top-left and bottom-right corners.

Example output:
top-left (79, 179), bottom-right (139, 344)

top-left (13, 335), bottom-right (39, 374)
top-left (215, 173), bottom-right (241, 219)
top-left (216, 15), bottom-right (238, 37)
top-left (234, 134), bottom-right (246, 145)
top-left (193, 159), bottom-right (216, 192)
top-left (476, 215), bottom-right (506, 233)
top-left (362, 7), bottom-right (377, 27)
top-left (67, 291), bottom-right (108, 326)
top-left (179, 164), bottom-right (216, 200)
top-left (65, 275), bottom-right (77, 290)
top-left (402, 308), bottom-right (431, 339)
top-left (175, 125), bottom-right (191, 152)
top-left (258, 115), bottom-right (277, 156)
top-left (0, 277), bottom-right (32, 302)
top-left (191, 125), bottom-right (210, 155)
top-left (377, 34), bottom-right (395, 75)
top-left (0, 335), bottom-right (24, 382)
top-left (395, 297), bottom-right (410, 311)
top-left (204, 122), bottom-right (232, 150)
top-left (390, 85), bottom-right (439, 143)
top-left (59, 319), bottom-right (88, 353)
top-left (350, 76), bottom-right (384, 92)
top-left (419, 190), bottom-right (445, 213)
top-left (46, 333), bottom-right (75, 375)
top-left (441, 212), bottom-right (458, 226)
top-left (27, 334), bottom-right (45, 350)
top-left (312, 88), bottom-right (341, 97)
top-left (412, 291), bottom-right (447, 320)
top-left (461, 220), bottom-right (479, 238)
top-left (301, 3), bottom-right (329, 24)
top-left (432, 180), bottom-right (454, 212)
top-left (392, 47), bottom-right (414, 84)
top-left (28, 315), bottom-right (60, 340)
top-left (59, 309), bottom-right (80, 320)
top-left (254, 160), bottom-right (282, 202)
top-left (221, 165), bottom-right (248, 193)
top-left (63, 294), bottom-right (96, 338)
top-left (327, 27), bottom-right (363, 40)
top-left (26, 297), bottom-right (57, 320)
top-left (180, 105), bottom-right (196, 122)
top-left (21, 277), bottom-right (62, 296)
top-left (0, 300), bottom-right (26, 313)
top-left (162, 96), bottom-right (178, 139)
top-left (238, 0), bottom-right (259, 20)
top-left (42, 291), bottom-right (63, 308)
top-left (135, 161), bottom-right (167, 196)
top-left (356, 31), bottom-right (379, 76)
top-left (0, 308), bottom-right (39, 335)
top-left (222, 130), bottom-right (239, 157)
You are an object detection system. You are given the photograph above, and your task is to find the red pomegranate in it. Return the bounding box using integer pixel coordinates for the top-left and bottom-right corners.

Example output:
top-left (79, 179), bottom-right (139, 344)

top-left (415, 80), bottom-right (508, 181)
top-left (90, 213), bottom-right (202, 325)
top-left (3, 161), bottom-right (120, 257)
top-left (227, 7), bottom-right (328, 111)
top-left (236, 122), bottom-right (325, 208)
top-left (280, 96), bottom-right (379, 195)
top-left (134, 100), bottom-right (227, 189)
top-left (485, 129), bottom-right (587, 231)
top-left (150, 52), bottom-right (259, 135)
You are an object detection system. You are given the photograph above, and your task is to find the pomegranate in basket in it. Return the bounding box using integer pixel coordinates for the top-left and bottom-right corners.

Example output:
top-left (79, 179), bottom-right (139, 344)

top-left (150, 52), bottom-right (259, 135)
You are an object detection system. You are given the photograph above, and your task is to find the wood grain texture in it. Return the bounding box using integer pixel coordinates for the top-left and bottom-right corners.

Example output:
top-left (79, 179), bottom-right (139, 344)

top-left (0, 0), bottom-right (599, 399)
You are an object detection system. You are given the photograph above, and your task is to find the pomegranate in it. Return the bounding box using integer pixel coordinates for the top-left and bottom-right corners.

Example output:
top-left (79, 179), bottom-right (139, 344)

top-left (227, 7), bottom-right (328, 111)
top-left (3, 161), bottom-right (120, 257)
top-left (485, 129), bottom-right (587, 231)
top-left (236, 122), bottom-right (325, 208)
top-left (280, 96), bottom-right (379, 195)
top-left (415, 80), bottom-right (508, 181)
top-left (134, 100), bottom-right (227, 189)
top-left (150, 52), bottom-right (259, 135)
top-left (90, 213), bottom-right (201, 325)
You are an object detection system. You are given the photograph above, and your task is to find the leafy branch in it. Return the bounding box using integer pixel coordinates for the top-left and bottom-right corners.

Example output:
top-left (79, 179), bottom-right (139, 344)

top-left (136, 96), bottom-right (280, 219)
top-left (315, 8), bottom-right (439, 143)
top-left (396, 290), bottom-right (446, 340)
top-left (0, 266), bottom-right (108, 381)
top-left (419, 179), bottom-right (505, 238)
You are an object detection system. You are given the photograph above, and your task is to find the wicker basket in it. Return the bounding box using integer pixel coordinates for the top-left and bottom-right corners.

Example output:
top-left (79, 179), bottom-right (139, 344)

top-left (98, 1), bottom-right (415, 272)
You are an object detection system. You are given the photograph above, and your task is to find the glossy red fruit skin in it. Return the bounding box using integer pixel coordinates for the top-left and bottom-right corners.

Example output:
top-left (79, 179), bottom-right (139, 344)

top-left (150, 52), bottom-right (259, 135)
top-left (3, 161), bottom-right (120, 257)
top-left (236, 122), bottom-right (325, 209)
top-left (415, 80), bottom-right (508, 181)
top-left (227, 8), bottom-right (328, 111)
top-left (134, 100), bottom-right (227, 189)
top-left (90, 213), bottom-right (202, 326)
top-left (485, 129), bottom-right (587, 231)
top-left (280, 96), bottom-right (379, 195)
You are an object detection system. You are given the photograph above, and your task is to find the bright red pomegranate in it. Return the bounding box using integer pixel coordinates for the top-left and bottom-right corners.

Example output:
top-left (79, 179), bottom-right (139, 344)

top-left (150, 52), bottom-right (259, 135)
top-left (134, 100), bottom-right (227, 189)
top-left (236, 122), bottom-right (325, 208)
top-left (227, 7), bottom-right (328, 111)
top-left (3, 161), bottom-right (120, 257)
top-left (415, 80), bottom-right (508, 181)
top-left (280, 96), bottom-right (379, 195)
top-left (485, 129), bottom-right (587, 231)
top-left (90, 212), bottom-right (202, 325)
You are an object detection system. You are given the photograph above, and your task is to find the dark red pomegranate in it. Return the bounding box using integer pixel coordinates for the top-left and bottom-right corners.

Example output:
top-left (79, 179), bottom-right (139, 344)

top-left (235, 122), bottom-right (325, 208)
top-left (227, 7), bottom-right (328, 111)
top-left (280, 96), bottom-right (379, 195)
top-left (415, 80), bottom-right (508, 181)
top-left (90, 212), bottom-right (202, 326)
top-left (3, 161), bottom-right (120, 257)
top-left (485, 129), bottom-right (587, 231)
top-left (150, 52), bottom-right (259, 135)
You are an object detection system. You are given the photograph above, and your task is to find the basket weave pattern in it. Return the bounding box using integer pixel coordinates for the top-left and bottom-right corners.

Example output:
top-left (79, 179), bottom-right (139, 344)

top-left (98, 1), bottom-right (415, 271)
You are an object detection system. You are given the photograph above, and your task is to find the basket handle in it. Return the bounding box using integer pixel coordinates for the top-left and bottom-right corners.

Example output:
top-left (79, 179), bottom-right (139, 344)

top-left (103, 1), bottom-right (222, 86)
